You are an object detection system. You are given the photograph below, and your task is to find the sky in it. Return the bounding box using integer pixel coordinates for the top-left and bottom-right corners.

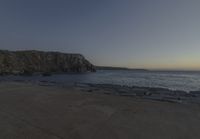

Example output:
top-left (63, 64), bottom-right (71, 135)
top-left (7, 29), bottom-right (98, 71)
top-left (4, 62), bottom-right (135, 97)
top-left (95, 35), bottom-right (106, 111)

top-left (0, 0), bottom-right (200, 70)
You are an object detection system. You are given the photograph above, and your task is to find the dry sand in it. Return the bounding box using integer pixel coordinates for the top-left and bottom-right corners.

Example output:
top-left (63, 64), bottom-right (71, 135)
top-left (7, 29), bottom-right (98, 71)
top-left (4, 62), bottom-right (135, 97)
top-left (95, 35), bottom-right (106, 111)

top-left (0, 82), bottom-right (200, 139)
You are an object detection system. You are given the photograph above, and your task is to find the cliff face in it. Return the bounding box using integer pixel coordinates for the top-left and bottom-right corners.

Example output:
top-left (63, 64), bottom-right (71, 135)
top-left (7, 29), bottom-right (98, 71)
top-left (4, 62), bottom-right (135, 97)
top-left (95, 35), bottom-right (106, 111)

top-left (0, 50), bottom-right (96, 75)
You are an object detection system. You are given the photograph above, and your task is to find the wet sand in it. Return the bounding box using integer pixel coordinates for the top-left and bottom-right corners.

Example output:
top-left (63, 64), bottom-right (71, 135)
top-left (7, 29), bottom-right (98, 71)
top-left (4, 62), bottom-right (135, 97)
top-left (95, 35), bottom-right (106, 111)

top-left (0, 82), bottom-right (200, 139)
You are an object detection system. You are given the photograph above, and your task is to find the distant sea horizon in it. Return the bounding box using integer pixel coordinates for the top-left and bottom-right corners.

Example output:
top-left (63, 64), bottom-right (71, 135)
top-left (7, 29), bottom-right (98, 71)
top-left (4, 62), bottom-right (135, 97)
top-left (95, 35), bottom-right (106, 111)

top-left (96, 66), bottom-right (200, 72)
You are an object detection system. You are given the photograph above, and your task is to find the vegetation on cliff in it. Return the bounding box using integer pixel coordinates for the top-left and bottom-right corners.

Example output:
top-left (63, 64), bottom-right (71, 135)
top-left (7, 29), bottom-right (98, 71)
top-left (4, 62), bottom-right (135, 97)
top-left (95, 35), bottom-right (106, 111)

top-left (0, 50), bottom-right (96, 75)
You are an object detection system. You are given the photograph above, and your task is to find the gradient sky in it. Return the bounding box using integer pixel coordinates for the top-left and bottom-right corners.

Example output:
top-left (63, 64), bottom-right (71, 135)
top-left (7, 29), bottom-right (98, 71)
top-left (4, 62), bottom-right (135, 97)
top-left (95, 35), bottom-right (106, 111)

top-left (0, 0), bottom-right (200, 70)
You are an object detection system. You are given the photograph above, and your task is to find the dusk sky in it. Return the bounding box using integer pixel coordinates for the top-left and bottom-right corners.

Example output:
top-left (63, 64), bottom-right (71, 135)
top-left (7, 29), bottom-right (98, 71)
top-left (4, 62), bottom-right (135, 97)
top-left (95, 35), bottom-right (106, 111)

top-left (0, 0), bottom-right (200, 70)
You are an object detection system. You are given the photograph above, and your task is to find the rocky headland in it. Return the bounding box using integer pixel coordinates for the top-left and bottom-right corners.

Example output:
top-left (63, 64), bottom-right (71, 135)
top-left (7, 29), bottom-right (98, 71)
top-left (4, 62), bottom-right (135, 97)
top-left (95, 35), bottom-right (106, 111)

top-left (0, 50), bottom-right (96, 75)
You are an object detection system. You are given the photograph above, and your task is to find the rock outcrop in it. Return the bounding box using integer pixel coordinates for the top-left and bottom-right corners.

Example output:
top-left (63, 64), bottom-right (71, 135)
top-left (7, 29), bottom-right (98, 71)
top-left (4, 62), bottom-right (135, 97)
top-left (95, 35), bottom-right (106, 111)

top-left (0, 50), bottom-right (96, 75)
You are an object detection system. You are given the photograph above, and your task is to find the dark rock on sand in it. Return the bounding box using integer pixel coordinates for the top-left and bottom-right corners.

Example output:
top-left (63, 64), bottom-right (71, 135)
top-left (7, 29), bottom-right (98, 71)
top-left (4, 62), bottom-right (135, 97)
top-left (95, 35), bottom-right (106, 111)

top-left (0, 50), bottom-right (96, 75)
top-left (42, 72), bottom-right (52, 76)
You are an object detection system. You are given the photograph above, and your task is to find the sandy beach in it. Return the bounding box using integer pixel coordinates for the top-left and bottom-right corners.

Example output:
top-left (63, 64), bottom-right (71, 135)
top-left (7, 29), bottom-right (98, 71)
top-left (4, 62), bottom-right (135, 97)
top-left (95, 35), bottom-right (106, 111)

top-left (0, 82), bottom-right (200, 139)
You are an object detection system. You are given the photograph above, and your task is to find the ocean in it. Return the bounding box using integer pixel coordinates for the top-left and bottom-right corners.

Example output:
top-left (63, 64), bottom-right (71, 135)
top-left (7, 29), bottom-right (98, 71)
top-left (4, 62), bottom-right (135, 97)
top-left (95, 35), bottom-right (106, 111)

top-left (1, 70), bottom-right (200, 92)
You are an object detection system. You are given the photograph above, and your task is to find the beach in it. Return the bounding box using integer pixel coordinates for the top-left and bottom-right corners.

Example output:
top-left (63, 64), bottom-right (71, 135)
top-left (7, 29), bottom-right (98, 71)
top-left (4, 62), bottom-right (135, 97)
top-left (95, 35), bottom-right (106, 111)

top-left (0, 82), bottom-right (200, 139)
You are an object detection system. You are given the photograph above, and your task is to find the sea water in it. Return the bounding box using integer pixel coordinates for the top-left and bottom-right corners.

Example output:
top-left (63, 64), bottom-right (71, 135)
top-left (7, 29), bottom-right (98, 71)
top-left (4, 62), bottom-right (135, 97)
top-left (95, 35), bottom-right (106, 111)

top-left (1, 70), bottom-right (200, 92)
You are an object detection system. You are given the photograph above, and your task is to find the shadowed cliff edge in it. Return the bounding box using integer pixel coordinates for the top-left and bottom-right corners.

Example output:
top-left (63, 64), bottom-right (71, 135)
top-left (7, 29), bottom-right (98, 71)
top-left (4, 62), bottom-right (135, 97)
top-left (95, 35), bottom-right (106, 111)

top-left (0, 50), bottom-right (96, 75)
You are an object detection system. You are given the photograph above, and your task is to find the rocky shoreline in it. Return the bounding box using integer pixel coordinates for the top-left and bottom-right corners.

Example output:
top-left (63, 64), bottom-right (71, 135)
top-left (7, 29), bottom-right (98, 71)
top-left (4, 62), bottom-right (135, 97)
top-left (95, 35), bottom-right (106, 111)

top-left (75, 83), bottom-right (200, 104)
top-left (5, 79), bottom-right (199, 104)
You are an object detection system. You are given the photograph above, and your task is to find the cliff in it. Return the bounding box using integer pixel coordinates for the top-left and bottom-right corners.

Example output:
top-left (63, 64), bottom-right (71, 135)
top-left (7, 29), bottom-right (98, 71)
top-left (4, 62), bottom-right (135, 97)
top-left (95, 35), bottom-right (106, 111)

top-left (0, 50), bottom-right (96, 75)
